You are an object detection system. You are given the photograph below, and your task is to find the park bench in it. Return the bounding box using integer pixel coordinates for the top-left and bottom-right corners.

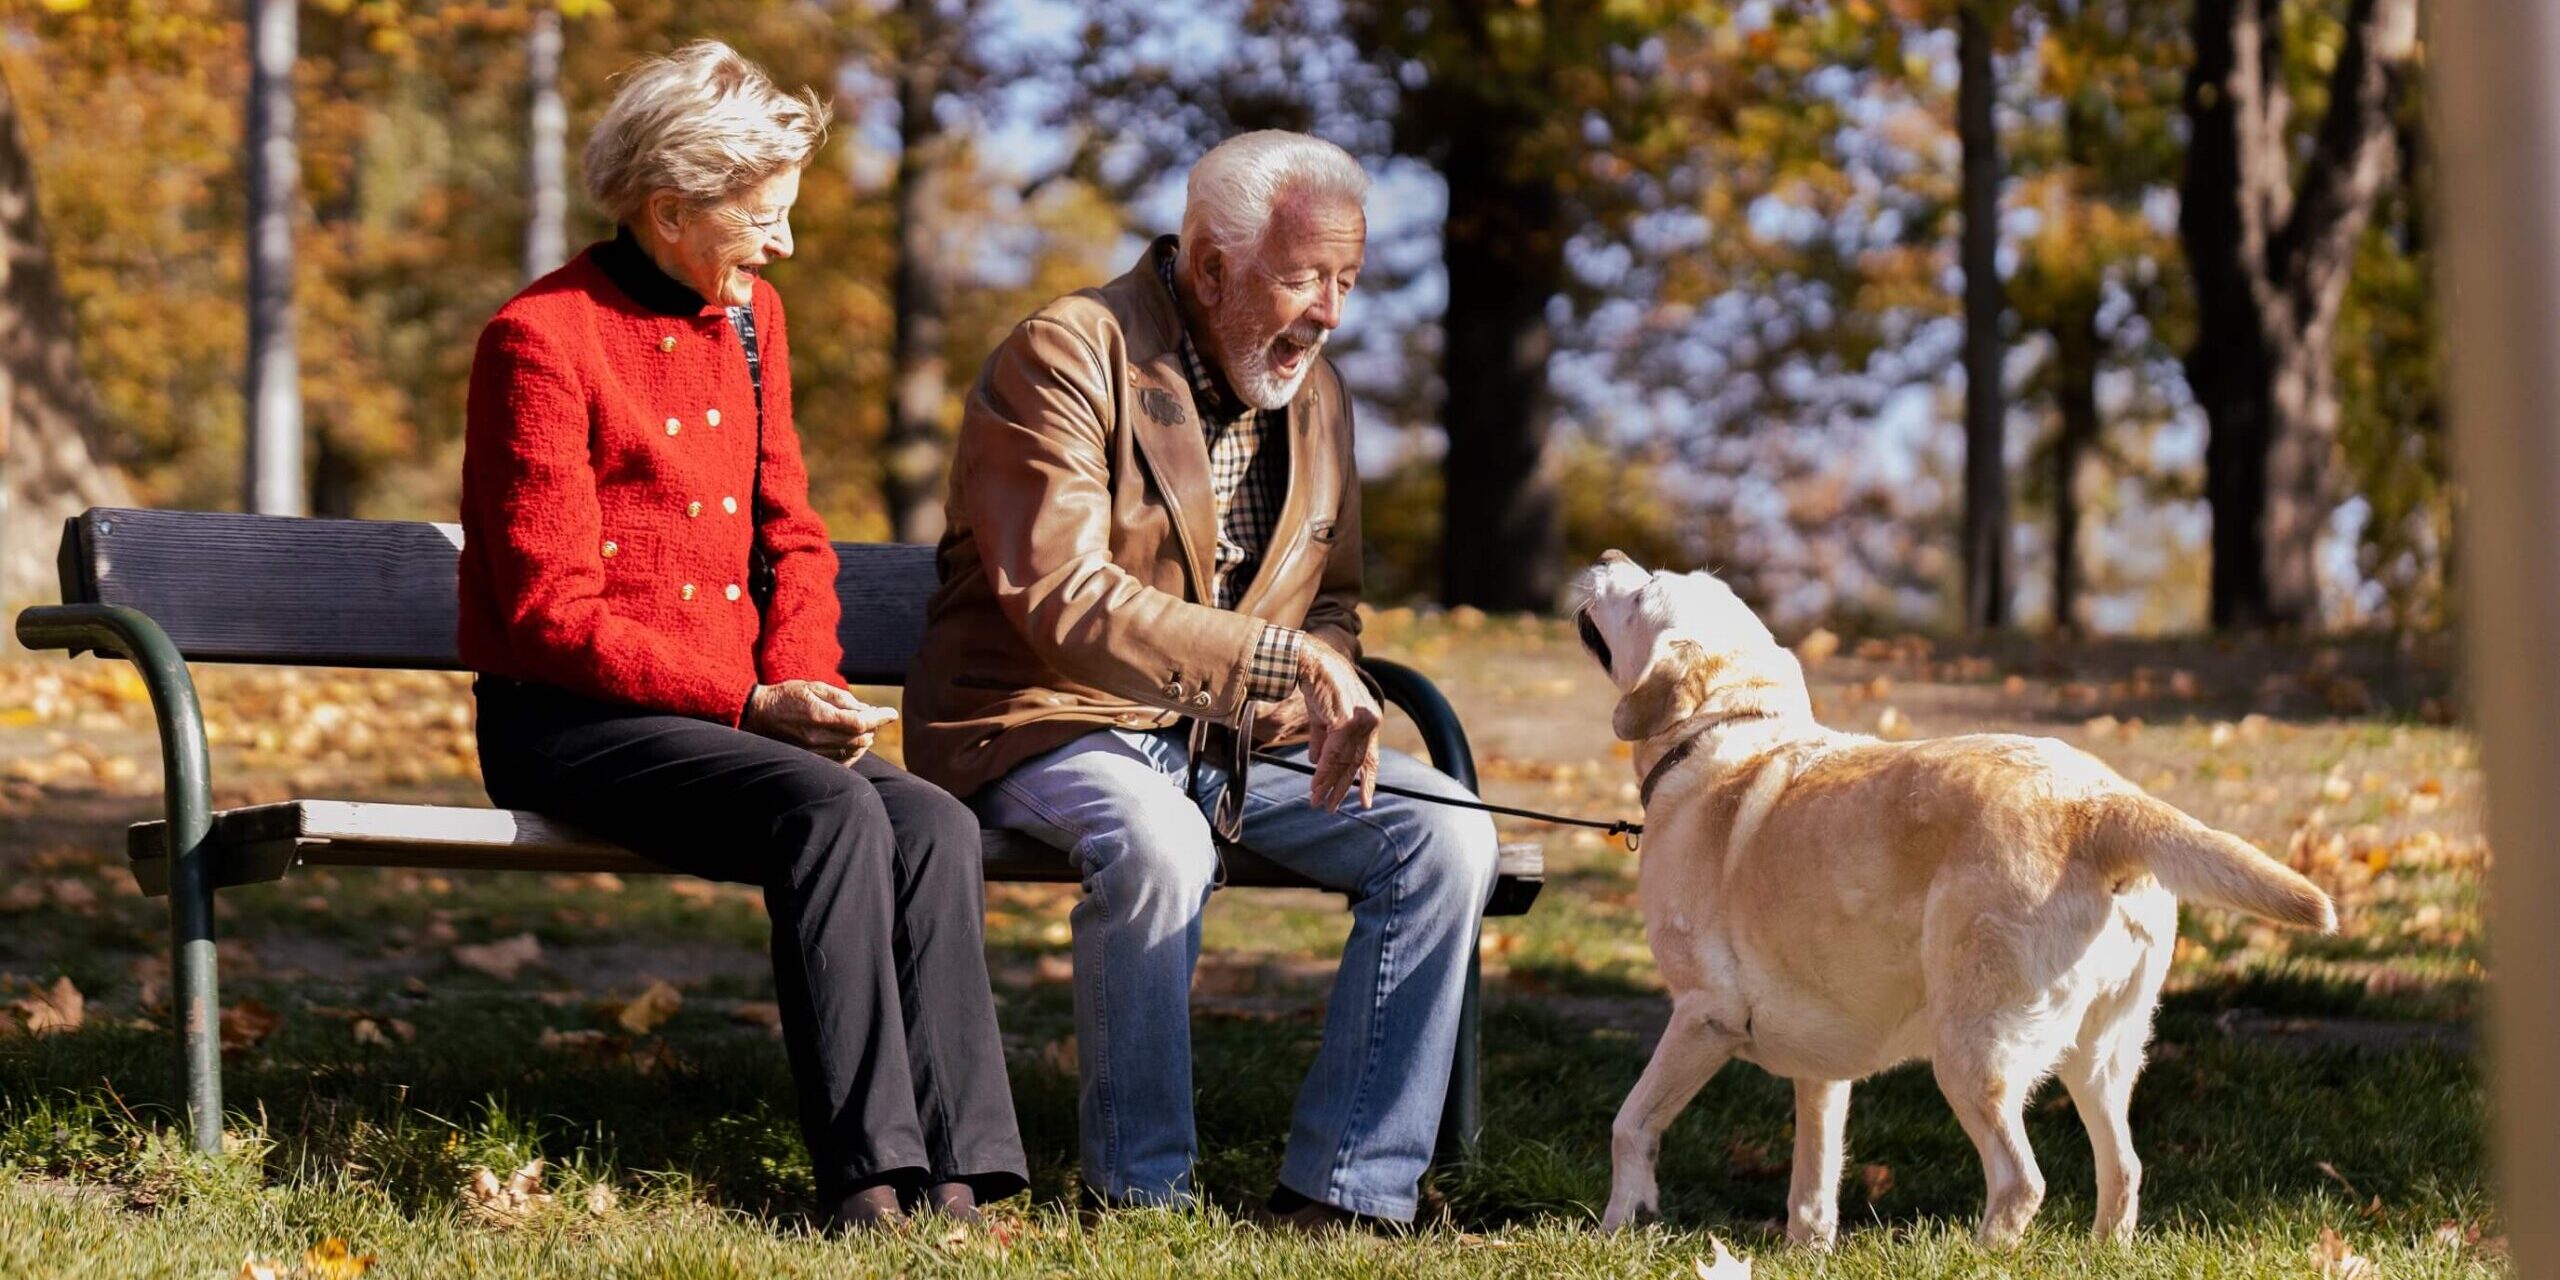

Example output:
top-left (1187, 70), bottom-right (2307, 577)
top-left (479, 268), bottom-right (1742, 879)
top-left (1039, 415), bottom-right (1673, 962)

top-left (13, 507), bottom-right (1542, 1163)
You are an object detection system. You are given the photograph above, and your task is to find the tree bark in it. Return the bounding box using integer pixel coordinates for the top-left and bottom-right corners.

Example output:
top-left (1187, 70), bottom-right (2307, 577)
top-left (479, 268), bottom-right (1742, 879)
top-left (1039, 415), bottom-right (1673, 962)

top-left (2050, 301), bottom-right (2101, 636)
top-left (0, 62), bottom-right (128, 603)
top-left (2180, 0), bottom-right (2416, 629)
top-left (244, 0), bottom-right (303, 516)
top-left (881, 0), bottom-right (954, 545)
top-left (1437, 125), bottom-right (1565, 612)
top-left (523, 3), bottom-right (569, 283)
top-left (1958, 3), bottom-right (2009, 631)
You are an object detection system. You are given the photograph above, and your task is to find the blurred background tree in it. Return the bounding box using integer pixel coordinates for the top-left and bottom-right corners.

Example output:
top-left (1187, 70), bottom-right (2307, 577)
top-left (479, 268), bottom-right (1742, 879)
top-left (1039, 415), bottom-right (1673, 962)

top-left (0, 0), bottom-right (2449, 640)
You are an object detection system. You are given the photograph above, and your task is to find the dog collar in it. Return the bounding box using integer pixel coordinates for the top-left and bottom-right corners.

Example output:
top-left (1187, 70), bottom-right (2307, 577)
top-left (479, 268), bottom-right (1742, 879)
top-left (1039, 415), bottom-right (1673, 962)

top-left (1638, 710), bottom-right (1780, 810)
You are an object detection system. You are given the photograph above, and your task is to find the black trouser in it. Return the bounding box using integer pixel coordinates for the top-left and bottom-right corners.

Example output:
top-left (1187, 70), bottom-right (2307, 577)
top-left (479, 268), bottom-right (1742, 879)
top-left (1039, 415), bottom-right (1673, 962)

top-left (473, 679), bottom-right (1027, 1203)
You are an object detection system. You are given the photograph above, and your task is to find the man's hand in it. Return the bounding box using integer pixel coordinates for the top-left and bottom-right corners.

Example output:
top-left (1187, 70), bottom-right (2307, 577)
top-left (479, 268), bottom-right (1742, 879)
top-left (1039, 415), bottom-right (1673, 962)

top-left (744, 681), bottom-right (899, 765)
top-left (1294, 641), bottom-right (1380, 811)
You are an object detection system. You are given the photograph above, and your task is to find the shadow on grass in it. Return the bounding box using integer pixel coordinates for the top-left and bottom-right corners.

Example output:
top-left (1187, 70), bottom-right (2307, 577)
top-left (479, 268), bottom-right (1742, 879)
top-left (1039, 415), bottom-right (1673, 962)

top-left (0, 972), bottom-right (2489, 1243)
top-left (1440, 993), bottom-right (2486, 1239)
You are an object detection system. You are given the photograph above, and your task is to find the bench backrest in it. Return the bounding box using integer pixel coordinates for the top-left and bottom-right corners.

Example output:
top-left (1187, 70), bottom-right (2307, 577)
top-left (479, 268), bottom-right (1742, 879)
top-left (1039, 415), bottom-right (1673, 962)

top-left (55, 508), bottom-right (938, 685)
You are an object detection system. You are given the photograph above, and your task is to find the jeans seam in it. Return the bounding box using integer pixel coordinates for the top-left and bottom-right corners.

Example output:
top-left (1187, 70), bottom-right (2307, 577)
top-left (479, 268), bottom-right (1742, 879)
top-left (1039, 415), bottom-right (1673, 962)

top-left (1325, 823), bottom-right (1405, 1202)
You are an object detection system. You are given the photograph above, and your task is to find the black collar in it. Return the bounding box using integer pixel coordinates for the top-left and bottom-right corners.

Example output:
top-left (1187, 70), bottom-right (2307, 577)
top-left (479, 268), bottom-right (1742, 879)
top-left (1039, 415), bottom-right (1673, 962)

top-left (1637, 710), bottom-right (1782, 810)
top-left (593, 225), bottom-right (712, 317)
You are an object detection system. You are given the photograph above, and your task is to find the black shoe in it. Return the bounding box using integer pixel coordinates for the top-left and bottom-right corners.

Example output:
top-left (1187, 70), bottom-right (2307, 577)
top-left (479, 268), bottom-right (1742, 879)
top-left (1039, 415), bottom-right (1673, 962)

top-left (820, 1181), bottom-right (905, 1235)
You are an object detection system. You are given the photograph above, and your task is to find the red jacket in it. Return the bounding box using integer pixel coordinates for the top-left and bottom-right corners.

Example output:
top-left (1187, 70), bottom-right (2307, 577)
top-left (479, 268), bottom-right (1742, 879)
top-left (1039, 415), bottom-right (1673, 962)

top-left (458, 233), bottom-right (843, 724)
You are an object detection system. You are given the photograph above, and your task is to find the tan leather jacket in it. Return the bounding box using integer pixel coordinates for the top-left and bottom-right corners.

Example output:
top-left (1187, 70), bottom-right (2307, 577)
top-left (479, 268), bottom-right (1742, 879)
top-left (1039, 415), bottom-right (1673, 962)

top-left (903, 239), bottom-right (1364, 799)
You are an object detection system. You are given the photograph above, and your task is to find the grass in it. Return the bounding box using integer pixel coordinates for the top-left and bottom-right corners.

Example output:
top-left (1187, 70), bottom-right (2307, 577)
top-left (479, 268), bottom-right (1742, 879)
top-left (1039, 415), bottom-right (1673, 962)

top-left (0, 620), bottom-right (2506, 1276)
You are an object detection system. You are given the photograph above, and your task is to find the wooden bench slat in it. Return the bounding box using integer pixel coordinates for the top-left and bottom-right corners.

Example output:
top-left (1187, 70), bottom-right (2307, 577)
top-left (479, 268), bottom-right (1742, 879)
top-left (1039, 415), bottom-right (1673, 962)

top-left (127, 801), bottom-right (1546, 909)
top-left (65, 508), bottom-right (937, 684)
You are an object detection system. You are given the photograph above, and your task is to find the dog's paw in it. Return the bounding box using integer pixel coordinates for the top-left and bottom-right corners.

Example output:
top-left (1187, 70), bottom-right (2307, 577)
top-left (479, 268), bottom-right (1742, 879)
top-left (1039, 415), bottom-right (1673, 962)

top-left (1597, 1199), bottom-right (1659, 1232)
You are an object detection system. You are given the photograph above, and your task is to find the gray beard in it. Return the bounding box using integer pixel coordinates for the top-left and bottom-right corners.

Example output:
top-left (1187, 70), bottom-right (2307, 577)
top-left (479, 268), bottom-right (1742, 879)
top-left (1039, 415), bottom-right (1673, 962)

top-left (1212, 309), bottom-right (1324, 411)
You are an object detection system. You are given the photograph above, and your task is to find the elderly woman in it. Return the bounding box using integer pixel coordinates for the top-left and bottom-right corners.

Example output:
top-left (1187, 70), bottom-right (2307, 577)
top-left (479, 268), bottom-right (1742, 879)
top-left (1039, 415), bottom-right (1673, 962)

top-left (457, 41), bottom-right (1024, 1230)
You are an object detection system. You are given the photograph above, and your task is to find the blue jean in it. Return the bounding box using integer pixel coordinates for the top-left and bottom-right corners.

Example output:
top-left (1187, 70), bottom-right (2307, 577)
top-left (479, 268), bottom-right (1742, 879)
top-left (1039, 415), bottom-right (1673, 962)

top-left (972, 727), bottom-right (1498, 1220)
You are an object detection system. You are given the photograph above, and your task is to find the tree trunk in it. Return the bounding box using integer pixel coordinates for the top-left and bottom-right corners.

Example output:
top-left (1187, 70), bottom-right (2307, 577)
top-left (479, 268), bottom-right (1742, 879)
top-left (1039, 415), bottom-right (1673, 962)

top-left (0, 62), bottom-right (128, 604)
top-left (244, 0), bottom-right (302, 516)
top-left (2050, 302), bottom-right (2101, 636)
top-left (1438, 126), bottom-right (1564, 612)
top-left (1958, 3), bottom-right (2009, 631)
top-left (881, 0), bottom-right (952, 545)
top-left (2180, 0), bottom-right (2416, 629)
top-left (523, 3), bottom-right (569, 283)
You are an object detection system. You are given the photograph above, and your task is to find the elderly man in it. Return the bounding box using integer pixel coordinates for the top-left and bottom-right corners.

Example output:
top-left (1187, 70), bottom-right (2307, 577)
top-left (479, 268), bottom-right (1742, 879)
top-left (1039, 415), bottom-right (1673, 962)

top-left (904, 131), bottom-right (1498, 1227)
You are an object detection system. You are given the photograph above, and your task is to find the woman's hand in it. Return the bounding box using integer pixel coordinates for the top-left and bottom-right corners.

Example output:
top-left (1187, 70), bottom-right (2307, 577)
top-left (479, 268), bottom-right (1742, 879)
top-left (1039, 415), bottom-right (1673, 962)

top-left (744, 681), bottom-right (899, 764)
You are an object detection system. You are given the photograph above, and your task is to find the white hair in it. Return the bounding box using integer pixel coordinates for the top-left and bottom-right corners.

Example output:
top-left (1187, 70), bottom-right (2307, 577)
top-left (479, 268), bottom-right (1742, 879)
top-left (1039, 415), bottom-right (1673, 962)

top-left (1178, 131), bottom-right (1370, 266)
top-left (582, 41), bottom-right (831, 225)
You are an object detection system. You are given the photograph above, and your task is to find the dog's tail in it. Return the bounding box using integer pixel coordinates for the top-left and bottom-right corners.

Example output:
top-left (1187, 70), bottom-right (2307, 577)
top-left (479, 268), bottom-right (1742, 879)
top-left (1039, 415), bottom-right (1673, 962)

top-left (2086, 792), bottom-right (2337, 932)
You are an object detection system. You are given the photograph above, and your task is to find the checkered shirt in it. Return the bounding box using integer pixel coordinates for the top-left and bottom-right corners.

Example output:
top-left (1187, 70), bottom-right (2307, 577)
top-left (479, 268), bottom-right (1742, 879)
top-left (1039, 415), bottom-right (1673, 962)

top-left (1158, 240), bottom-right (1303, 703)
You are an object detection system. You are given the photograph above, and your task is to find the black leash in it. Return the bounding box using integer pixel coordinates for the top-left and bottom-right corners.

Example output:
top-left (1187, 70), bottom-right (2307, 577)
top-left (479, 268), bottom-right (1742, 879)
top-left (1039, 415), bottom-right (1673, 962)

top-left (1246, 749), bottom-right (1648, 850)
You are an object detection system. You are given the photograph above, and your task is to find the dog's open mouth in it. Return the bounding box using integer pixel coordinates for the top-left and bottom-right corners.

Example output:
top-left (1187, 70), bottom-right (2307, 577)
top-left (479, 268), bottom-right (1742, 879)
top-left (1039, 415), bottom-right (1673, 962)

top-left (1575, 605), bottom-right (1611, 672)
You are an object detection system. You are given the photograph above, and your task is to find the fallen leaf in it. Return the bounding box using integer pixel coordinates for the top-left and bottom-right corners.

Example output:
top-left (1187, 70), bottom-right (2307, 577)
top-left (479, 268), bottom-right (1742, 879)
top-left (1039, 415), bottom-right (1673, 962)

top-left (351, 1019), bottom-right (391, 1048)
top-left (10, 976), bottom-right (84, 1036)
top-left (1794, 628), bottom-right (1840, 666)
top-left (729, 1002), bottom-right (784, 1035)
top-left (1874, 706), bottom-right (1911, 740)
top-left (299, 1237), bottom-right (376, 1279)
top-left (584, 1182), bottom-right (619, 1216)
top-left (463, 1158), bottom-right (553, 1224)
top-left (1861, 1162), bottom-right (1895, 1201)
top-left (2312, 1225), bottom-right (2376, 1279)
top-left (451, 933), bottom-right (543, 981)
top-left (235, 1257), bottom-right (286, 1280)
top-left (221, 1000), bottom-right (284, 1053)
top-left (1040, 1035), bottom-right (1077, 1076)
top-left (1693, 1235), bottom-right (1754, 1278)
top-left (608, 979), bottom-right (682, 1035)
top-left (538, 1027), bottom-right (612, 1053)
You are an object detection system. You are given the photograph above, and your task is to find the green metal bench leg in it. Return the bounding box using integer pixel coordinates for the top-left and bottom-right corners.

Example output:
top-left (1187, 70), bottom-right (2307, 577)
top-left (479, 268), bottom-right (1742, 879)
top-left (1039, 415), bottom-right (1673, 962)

top-left (15, 603), bottom-right (223, 1153)
top-left (1363, 657), bottom-right (1485, 1167)
top-left (170, 834), bottom-right (222, 1152)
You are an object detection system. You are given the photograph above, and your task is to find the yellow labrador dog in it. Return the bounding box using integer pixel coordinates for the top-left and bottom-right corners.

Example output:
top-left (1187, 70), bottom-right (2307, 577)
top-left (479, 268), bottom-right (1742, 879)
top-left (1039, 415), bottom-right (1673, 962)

top-left (1575, 551), bottom-right (2334, 1247)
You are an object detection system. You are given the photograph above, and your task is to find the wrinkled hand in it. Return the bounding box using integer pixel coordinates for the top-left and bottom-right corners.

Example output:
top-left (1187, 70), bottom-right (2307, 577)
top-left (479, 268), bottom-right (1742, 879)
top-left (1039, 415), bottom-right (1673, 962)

top-left (744, 681), bottom-right (898, 765)
top-left (1252, 689), bottom-right (1312, 746)
top-left (1295, 642), bottom-right (1380, 811)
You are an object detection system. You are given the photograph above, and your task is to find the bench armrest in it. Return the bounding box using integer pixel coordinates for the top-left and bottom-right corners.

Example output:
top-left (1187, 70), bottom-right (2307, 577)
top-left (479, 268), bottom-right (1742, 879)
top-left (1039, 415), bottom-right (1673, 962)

top-left (15, 602), bottom-right (228, 1148)
top-left (14, 604), bottom-right (215, 865)
top-left (1360, 656), bottom-right (1479, 794)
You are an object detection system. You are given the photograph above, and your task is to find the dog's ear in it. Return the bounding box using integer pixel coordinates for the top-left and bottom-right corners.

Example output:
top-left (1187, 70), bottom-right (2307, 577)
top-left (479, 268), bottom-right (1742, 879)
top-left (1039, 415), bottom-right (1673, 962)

top-left (1613, 640), bottom-right (1714, 741)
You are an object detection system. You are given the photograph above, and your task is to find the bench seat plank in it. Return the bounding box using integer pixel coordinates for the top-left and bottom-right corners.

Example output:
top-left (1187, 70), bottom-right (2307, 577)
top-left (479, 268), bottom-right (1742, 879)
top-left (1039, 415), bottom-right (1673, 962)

top-left (126, 802), bottom-right (1545, 913)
